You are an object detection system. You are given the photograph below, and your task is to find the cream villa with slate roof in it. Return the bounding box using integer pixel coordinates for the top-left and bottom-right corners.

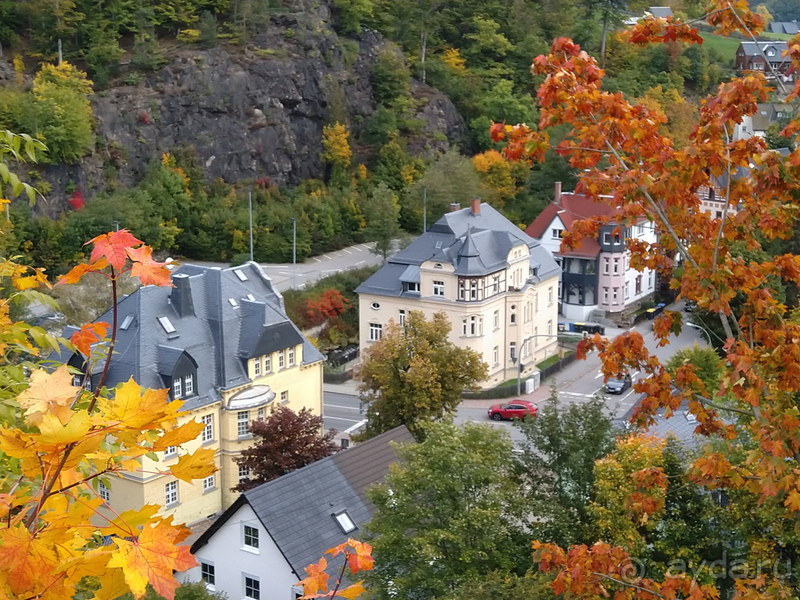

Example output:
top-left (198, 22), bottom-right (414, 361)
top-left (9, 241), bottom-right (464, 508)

top-left (356, 199), bottom-right (561, 388)
top-left (52, 262), bottom-right (324, 526)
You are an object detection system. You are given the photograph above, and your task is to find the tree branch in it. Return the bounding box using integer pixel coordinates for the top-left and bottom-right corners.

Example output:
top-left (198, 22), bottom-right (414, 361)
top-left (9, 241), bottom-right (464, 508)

top-left (591, 572), bottom-right (664, 598)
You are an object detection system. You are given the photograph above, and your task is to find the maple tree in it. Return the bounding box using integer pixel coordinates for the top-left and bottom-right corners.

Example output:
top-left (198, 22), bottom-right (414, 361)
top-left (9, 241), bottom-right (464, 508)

top-left (0, 229), bottom-right (216, 600)
top-left (305, 289), bottom-right (351, 328)
top-left (490, 0), bottom-right (800, 597)
top-left (298, 538), bottom-right (374, 600)
top-left (232, 405), bottom-right (338, 492)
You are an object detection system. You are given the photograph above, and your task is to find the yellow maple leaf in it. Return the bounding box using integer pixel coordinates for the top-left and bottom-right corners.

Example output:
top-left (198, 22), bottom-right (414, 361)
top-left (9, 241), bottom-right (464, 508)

top-left (96, 379), bottom-right (172, 431)
top-left (0, 524), bottom-right (59, 597)
top-left (339, 582), bottom-right (366, 599)
top-left (169, 448), bottom-right (217, 482)
top-left (151, 420), bottom-right (206, 452)
top-left (38, 410), bottom-right (91, 445)
top-left (17, 365), bottom-right (81, 425)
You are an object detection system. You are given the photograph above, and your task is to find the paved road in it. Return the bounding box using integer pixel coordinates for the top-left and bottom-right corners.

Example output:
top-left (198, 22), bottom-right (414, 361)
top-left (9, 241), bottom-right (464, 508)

top-left (179, 240), bottom-right (394, 292)
top-left (323, 390), bottom-right (365, 434)
top-left (324, 304), bottom-right (710, 442)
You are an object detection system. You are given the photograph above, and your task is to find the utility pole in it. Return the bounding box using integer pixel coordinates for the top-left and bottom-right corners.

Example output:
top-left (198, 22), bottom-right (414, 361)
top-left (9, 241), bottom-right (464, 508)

top-left (290, 217), bottom-right (297, 289)
top-left (423, 186), bottom-right (427, 232)
top-left (113, 221), bottom-right (120, 232)
top-left (248, 191), bottom-right (254, 262)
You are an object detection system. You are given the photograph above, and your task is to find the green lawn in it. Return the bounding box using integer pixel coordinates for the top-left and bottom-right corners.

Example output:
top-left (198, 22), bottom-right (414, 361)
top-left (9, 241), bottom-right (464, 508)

top-left (699, 32), bottom-right (741, 65)
top-left (536, 354), bottom-right (562, 370)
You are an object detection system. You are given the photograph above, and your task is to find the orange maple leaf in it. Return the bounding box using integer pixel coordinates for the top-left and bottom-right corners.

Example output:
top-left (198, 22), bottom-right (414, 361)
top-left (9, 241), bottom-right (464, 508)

top-left (126, 246), bottom-right (173, 287)
top-left (58, 258), bottom-right (109, 285)
top-left (300, 558), bottom-right (330, 596)
top-left (0, 524), bottom-right (59, 597)
top-left (346, 539), bottom-right (374, 573)
top-left (338, 582), bottom-right (366, 599)
top-left (70, 322), bottom-right (110, 356)
top-left (86, 230), bottom-right (142, 271)
top-left (108, 518), bottom-right (196, 600)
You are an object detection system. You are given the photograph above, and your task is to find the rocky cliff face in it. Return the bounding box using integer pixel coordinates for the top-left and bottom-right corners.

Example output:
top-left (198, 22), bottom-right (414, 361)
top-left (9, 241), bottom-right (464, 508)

top-left (18, 3), bottom-right (466, 214)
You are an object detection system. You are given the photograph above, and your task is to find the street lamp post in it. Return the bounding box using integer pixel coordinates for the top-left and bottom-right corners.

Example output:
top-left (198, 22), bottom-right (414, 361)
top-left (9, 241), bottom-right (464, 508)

top-left (512, 335), bottom-right (536, 396)
top-left (248, 191), bottom-right (254, 262)
top-left (687, 321), bottom-right (712, 344)
top-left (290, 217), bottom-right (297, 289)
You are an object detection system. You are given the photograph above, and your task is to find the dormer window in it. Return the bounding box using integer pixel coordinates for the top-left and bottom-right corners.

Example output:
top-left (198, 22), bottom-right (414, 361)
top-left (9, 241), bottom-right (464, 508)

top-left (185, 374), bottom-right (194, 395)
top-left (767, 48), bottom-right (776, 56)
top-left (120, 315), bottom-right (134, 330)
top-left (173, 378), bottom-right (182, 398)
top-left (406, 282), bottom-right (420, 293)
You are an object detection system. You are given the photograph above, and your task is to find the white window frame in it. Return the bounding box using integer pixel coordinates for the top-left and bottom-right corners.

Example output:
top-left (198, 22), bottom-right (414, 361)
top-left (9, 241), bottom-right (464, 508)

top-left (369, 323), bottom-right (382, 342)
top-left (551, 228), bottom-right (562, 240)
top-left (237, 411), bottom-right (250, 438)
top-left (510, 342), bottom-right (517, 361)
top-left (243, 574), bottom-right (260, 599)
top-left (239, 464), bottom-right (251, 483)
top-left (165, 445), bottom-right (178, 457)
top-left (264, 355), bottom-right (272, 373)
top-left (433, 281), bottom-right (444, 297)
top-left (399, 309), bottom-right (406, 326)
top-left (200, 561), bottom-right (215, 588)
top-left (203, 474), bottom-right (215, 491)
top-left (281, 390), bottom-right (289, 404)
top-left (257, 407), bottom-right (265, 420)
top-left (548, 287), bottom-right (553, 305)
top-left (278, 350), bottom-right (285, 369)
top-left (165, 481), bottom-right (178, 506)
top-left (253, 358), bottom-right (261, 377)
top-left (243, 525), bottom-right (259, 552)
top-left (98, 480), bottom-right (110, 502)
top-left (493, 346), bottom-right (499, 366)
top-left (493, 310), bottom-right (499, 329)
top-left (184, 373), bottom-right (194, 396)
top-left (201, 414), bottom-right (213, 442)
top-left (288, 347), bottom-right (295, 367)
top-left (173, 378), bottom-right (182, 399)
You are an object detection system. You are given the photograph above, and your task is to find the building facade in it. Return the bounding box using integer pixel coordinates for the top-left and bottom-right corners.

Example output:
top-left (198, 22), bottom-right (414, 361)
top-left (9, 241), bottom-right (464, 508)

top-left (356, 200), bottom-right (561, 389)
top-left (53, 262), bottom-right (324, 526)
top-left (735, 41), bottom-right (792, 81)
top-left (526, 183), bottom-right (658, 321)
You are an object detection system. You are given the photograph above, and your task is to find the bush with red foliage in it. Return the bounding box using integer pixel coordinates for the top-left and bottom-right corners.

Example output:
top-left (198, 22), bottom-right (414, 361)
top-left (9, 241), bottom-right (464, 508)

top-left (304, 289), bottom-right (351, 328)
top-left (68, 189), bottom-right (84, 210)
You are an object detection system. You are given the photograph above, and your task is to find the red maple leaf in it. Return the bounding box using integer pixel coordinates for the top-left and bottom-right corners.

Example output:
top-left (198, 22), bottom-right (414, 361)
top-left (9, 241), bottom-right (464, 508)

top-left (70, 322), bottom-right (110, 356)
top-left (127, 246), bottom-right (173, 287)
top-left (86, 230), bottom-right (142, 271)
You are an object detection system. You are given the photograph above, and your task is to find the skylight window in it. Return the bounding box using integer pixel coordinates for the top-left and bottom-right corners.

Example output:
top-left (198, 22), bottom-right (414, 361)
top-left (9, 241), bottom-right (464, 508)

top-left (120, 315), bottom-right (134, 330)
top-left (229, 298), bottom-right (238, 307)
top-left (234, 269), bottom-right (248, 281)
top-left (435, 241), bottom-right (443, 249)
top-left (246, 294), bottom-right (256, 301)
top-left (333, 511), bottom-right (357, 534)
top-left (157, 316), bottom-right (176, 333)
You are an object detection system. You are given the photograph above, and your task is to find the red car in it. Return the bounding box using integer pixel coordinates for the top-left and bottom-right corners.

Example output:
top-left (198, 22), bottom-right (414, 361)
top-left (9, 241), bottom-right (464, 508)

top-left (488, 400), bottom-right (538, 421)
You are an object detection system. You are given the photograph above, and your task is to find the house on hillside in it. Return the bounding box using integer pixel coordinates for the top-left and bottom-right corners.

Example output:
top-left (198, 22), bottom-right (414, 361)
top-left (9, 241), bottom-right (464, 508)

top-left (356, 199), bottom-right (561, 389)
top-left (769, 21), bottom-right (799, 35)
top-left (733, 102), bottom-right (792, 141)
top-left (648, 6), bottom-right (673, 18)
top-left (735, 41), bottom-right (793, 81)
top-left (51, 262), bottom-right (325, 526)
top-left (526, 183), bottom-right (658, 322)
top-left (184, 426), bottom-right (415, 600)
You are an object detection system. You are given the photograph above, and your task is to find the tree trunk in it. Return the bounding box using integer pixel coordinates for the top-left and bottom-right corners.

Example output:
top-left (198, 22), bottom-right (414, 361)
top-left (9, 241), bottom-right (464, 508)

top-left (419, 27), bottom-right (427, 84)
top-left (600, 10), bottom-right (609, 67)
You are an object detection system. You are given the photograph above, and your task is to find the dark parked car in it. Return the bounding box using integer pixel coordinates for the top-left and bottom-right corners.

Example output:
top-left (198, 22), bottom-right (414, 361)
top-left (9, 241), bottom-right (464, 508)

top-left (684, 301), bottom-right (695, 312)
top-left (606, 375), bottom-right (632, 394)
top-left (488, 400), bottom-right (538, 421)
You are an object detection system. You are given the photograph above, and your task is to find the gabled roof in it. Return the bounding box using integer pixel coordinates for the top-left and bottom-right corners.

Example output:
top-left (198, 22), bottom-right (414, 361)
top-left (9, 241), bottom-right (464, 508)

top-left (770, 21), bottom-right (799, 34)
top-left (648, 6), bottom-right (673, 18)
top-left (738, 41), bottom-right (790, 59)
top-left (356, 202), bottom-right (560, 297)
top-left (191, 426), bottom-right (415, 575)
top-left (49, 262), bottom-right (324, 411)
top-left (526, 192), bottom-right (617, 258)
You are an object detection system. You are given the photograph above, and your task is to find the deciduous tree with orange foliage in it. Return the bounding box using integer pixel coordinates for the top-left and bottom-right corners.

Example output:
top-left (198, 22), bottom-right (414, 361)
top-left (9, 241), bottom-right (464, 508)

top-left (492, 1), bottom-right (800, 598)
top-left (0, 230), bottom-right (216, 600)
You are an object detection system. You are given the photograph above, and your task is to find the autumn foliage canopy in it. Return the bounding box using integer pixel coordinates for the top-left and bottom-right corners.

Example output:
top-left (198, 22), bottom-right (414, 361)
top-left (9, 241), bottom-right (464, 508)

top-left (487, 0), bottom-right (800, 597)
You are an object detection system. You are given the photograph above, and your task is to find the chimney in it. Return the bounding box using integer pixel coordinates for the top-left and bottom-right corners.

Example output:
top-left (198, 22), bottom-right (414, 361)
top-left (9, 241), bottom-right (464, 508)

top-left (170, 273), bottom-right (195, 318)
top-left (450, 202), bottom-right (461, 212)
top-left (471, 197), bottom-right (481, 215)
top-left (554, 181), bottom-right (562, 204)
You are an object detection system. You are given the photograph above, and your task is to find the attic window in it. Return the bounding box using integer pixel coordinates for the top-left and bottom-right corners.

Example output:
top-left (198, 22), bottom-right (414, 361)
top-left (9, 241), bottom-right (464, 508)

top-left (234, 269), bottom-right (248, 281)
top-left (247, 294), bottom-right (256, 301)
top-left (434, 263), bottom-right (443, 269)
top-left (435, 241), bottom-right (443, 249)
top-left (333, 511), bottom-right (357, 534)
top-left (120, 315), bottom-right (134, 331)
top-left (229, 298), bottom-right (238, 307)
top-left (157, 316), bottom-right (176, 334)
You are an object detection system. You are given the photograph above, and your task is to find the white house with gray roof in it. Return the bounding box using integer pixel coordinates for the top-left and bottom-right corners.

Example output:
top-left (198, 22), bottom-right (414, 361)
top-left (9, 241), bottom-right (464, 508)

top-left (356, 199), bottom-right (561, 388)
top-left (52, 261), bottom-right (325, 526)
top-left (184, 426), bottom-right (414, 600)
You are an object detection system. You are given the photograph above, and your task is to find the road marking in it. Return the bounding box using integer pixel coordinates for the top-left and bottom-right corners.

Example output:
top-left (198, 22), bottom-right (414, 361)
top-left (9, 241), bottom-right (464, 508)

top-left (356, 261), bottom-right (365, 266)
top-left (343, 249), bottom-right (353, 254)
top-left (324, 416), bottom-right (363, 424)
top-left (345, 419), bottom-right (368, 434)
top-left (592, 387), bottom-right (604, 396)
top-left (334, 252), bottom-right (344, 257)
top-left (354, 246), bottom-right (363, 252)
top-left (279, 271), bottom-right (292, 275)
top-left (313, 257), bottom-right (322, 263)
top-left (595, 372), bottom-right (604, 379)
top-left (325, 404), bottom-right (361, 411)
top-left (620, 389), bottom-right (635, 403)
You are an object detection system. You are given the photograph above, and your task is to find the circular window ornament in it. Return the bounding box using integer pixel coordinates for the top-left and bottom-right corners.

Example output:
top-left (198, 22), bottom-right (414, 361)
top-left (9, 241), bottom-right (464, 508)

top-left (371, 302), bottom-right (381, 309)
